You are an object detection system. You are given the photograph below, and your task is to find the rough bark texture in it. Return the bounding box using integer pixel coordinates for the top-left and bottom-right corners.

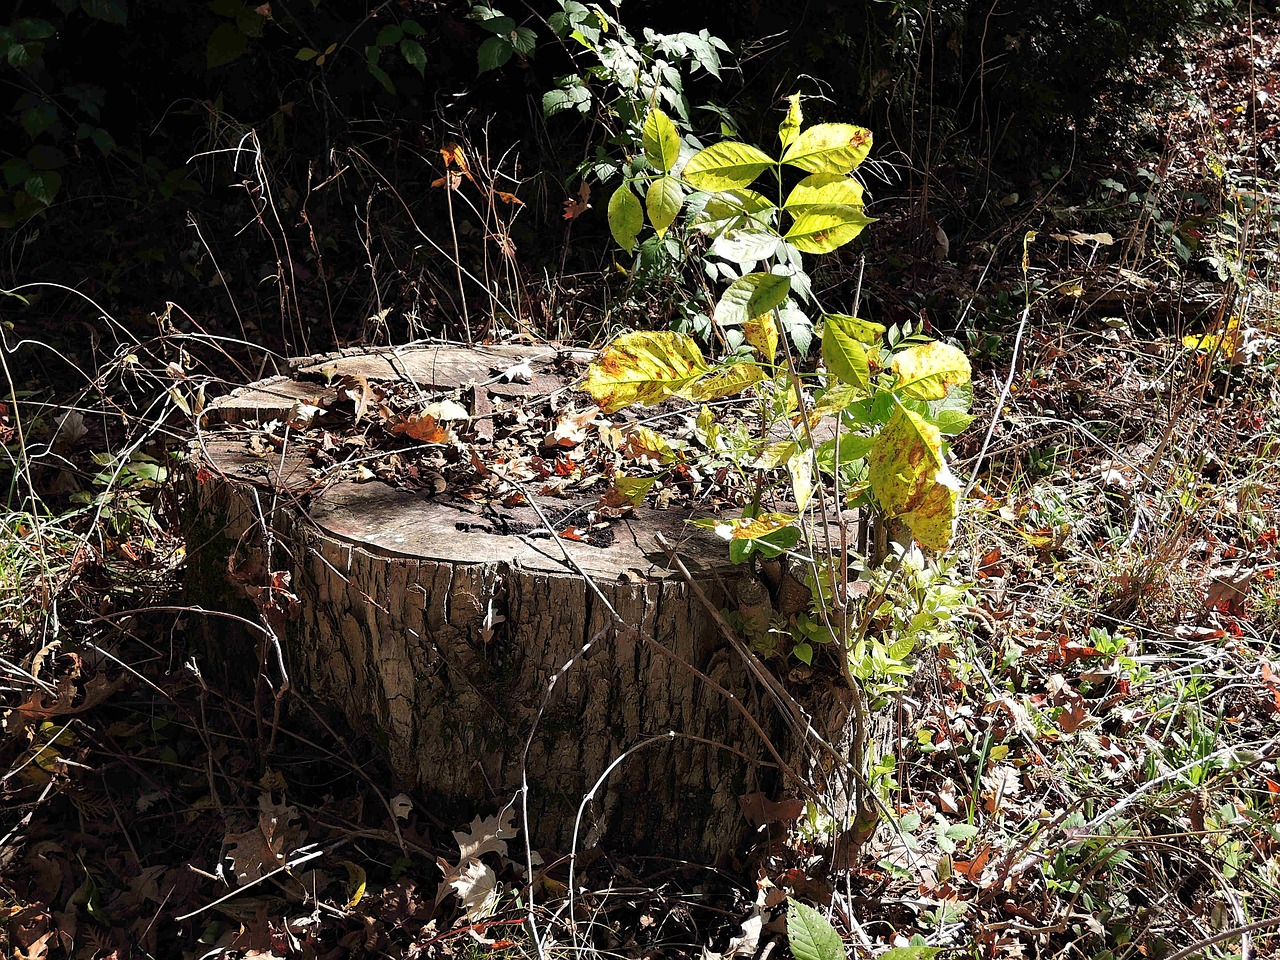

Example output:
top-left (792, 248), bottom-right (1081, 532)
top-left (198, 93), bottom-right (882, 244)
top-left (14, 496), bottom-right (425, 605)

top-left (186, 344), bottom-right (882, 861)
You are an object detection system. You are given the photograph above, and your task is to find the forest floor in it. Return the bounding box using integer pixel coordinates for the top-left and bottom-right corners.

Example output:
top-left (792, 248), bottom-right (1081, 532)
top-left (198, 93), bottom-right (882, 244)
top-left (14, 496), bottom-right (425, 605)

top-left (4, 9), bottom-right (1280, 960)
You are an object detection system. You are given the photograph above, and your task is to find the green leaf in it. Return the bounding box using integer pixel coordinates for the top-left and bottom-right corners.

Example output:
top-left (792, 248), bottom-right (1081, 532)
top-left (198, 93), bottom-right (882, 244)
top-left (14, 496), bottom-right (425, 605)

top-left (783, 173), bottom-right (865, 215)
top-left (694, 188), bottom-right (773, 226)
top-left (510, 26), bottom-right (537, 55)
top-left (781, 123), bottom-right (873, 174)
top-left (400, 37), bottom-right (426, 75)
top-left (206, 22), bottom-right (246, 69)
top-left (20, 103), bottom-right (57, 138)
top-left (645, 175), bottom-right (684, 237)
top-left (296, 46), bottom-right (319, 60)
top-left (236, 9), bottom-right (264, 38)
top-left (891, 341), bottom-right (972, 401)
top-left (711, 230), bottom-right (778, 265)
top-left (475, 13), bottom-right (515, 34)
top-left (613, 474), bottom-right (657, 506)
top-left (376, 24), bottom-right (403, 46)
top-left (787, 898), bottom-right (844, 960)
top-left (543, 79), bottom-right (589, 117)
top-left (815, 432), bottom-right (874, 474)
top-left (608, 184), bottom-right (644, 252)
top-left (643, 107), bottom-right (681, 173)
top-left (713, 273), bottom-right (791, 327)
top-left (16, 18), bottom-right (57, 40)
top-left (2, 158), bottom-right (31, 189)
top-left (403, 19), bottom-right (426, 37)
top-left (821, 313), bottom-right (884, 344)
top-left (367, 62), bottom-right (395, 94)
top-left (684, 362), bottom-right (765, 402)
top-left (932, 409), bottom-right (975, 436)
top-left (779, 93), bottom-right (802, 149)
top-left (580, 331), bottom-right (709, 412)
top-left (682, 141), bottom-right (774, 191)
top-left (880, 947), bottom-right (941, 960)
top-left (785, 207), bottom-right (875, 254)
top-left (822, 315), bottom-right (873, 391)
top-left (80, 0), bottom-right (127, 24)
top-left (867, 406), bottom-right (960, 551)
top-left (477, 35), bottom-right (512, 72)
top-left (23, 171), bottom-right (60, 206)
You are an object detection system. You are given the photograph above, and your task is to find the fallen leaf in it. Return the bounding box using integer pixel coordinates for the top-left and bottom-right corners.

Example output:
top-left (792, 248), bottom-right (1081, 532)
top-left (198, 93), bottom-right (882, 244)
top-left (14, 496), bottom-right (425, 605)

top-left (389, 414), bottom-right (452, 444)
top-left (563, 181), bottom-right (591, 220)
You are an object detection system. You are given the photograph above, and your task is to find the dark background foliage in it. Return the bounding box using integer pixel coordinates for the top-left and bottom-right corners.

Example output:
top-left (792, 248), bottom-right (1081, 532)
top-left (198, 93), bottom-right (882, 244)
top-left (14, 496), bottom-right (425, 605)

top-left (1, 0), bottom-right (1226, 356)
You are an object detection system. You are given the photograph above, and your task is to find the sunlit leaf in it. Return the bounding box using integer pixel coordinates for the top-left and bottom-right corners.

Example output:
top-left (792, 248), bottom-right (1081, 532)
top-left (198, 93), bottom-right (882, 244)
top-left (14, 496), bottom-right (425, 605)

top-left (781, 123), bottom-right (873, 174)
top-left (1182, 315), bottom-right (1243, 361)
top-left (753, 440), bottom-right (798, 470)
top-left (692, 188), bottom-right (774, 235)
top-left (783, 172), bottom-right (865, 214)
top-left (822, 314), bottom-right (874, 391)
top-left (685, 362), bottom-right (766, 402)
top-left (788, 450), bottom-right (814, 510)
top-left (339, 859), bottom-right (367, 910)
top-left (682, 141), bottom-right (775, 191)
top-left (778, 93), bottom-right (803, 150)
top-left (787, 898), bottom-right (843, 960)
top-left (891, 341), bottom-right (972, 400)
top-left (785, 207), bottom-right (875, 254)
top-left (744, 312), bottom-right (779, 363)
top-left (822, 313), bottom-right (884, 344)
top-left (730, 512), bottom-right (797, 541)
top-left (810, 382), bottom-right (864, 420)
top-left (645, 175), bottom-right (684, 237)
top-left (814, 432), bottom-right (874, 474)
top-left (711, 229), bottom-right (779, 264)
top-left (867, 406), bottom-right (960, 551)
top-left (581, 331), bottom-right (708, 412)
top-left (610, 474), bottom-right (657, 506)
top-left (643, 107), bottom-right (681, 173)
top-left (608, 184), bottom-right (644, 252)
top-left (713, 273), bottom-right (791, 327)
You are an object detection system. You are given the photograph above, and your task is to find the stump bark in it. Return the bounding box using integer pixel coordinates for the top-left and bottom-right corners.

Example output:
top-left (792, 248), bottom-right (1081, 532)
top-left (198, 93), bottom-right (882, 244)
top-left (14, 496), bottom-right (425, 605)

top-left (185, 343), bottom-right (873, 861)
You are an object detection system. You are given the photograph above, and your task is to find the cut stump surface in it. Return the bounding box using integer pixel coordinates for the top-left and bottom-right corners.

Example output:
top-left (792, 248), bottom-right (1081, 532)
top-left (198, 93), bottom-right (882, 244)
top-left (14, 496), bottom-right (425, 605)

top-left (187, 344), bottom-right (862, 860)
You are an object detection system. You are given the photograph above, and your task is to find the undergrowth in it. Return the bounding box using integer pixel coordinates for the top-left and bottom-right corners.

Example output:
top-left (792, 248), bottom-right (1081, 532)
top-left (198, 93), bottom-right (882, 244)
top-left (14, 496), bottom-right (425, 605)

top-left (3, 6), bottom-right (1280, 960)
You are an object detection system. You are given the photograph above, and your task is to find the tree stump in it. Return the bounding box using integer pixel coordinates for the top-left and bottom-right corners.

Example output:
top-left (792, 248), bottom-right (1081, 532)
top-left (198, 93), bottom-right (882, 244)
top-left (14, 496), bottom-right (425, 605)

top-left (185, 344), bottom-right (869, 861)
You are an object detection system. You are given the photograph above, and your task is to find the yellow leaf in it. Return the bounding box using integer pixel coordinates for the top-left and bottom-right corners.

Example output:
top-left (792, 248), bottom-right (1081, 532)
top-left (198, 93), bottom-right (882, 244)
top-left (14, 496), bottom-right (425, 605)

top-left (339, 859), bottom-right (367, 910)
top-left (891, 341), bottom-right (972, 400)
top-left (683, 141), bottom-right (775, 191)
top-left (1183, 315), bottom-right (1243, 361)
top-left (729, 512), bottom-right (797, 540)
top-left (743, 312), bottom-right (779, 363)
top-left (580, 331), bottom-right (709, 413)
top-left (780, 123), bottom-right (873, 174)
top-left (868, 406), bottom-right (960, 551)
top-left (684, 362), bottom-right (766, 403)
top-left (753, 440), bottom-right (798, 469)
top-left (778, 93), bottom-right (803, 149)
top-left (783, 173), bottom-right (865, 214)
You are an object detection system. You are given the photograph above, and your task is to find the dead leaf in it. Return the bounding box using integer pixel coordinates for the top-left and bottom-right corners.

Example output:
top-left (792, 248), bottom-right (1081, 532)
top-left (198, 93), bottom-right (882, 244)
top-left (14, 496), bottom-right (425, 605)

top-left (3, 673), bottom-right (127, 737)
top-left (738, 793), bottom-right (804, 827)
top-left (1050, 230), bottom-right (1115, 245)
top-left (438, 143), bottom-right (474, 186)
top-left (225, 793), bottom-right (302, 884)
top-left (389, 414), bottom-right (452, 444)
top-left (444, 859), bottom-right (498, 919)
top-left (543, 406), bottom-right (599, 448)
top-left (563, 181), bottom-right (591, 220)
top-left (333, 374), bottom-right (377, 422)
top-left (453, 805), bottom-right (518, 861)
